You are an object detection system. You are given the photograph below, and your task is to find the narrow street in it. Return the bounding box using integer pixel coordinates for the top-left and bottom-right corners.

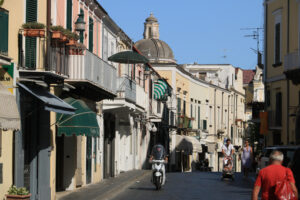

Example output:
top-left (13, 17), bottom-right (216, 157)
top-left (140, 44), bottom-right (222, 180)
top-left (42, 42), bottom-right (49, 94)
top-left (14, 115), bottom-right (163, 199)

top-left (111, 172), bottom-right (254, 200)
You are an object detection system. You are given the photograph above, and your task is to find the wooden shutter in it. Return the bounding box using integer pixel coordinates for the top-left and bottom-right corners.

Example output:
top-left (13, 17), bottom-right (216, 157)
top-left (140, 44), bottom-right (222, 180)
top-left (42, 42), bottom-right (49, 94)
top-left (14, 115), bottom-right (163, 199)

top-left (89, 17), bottom-right (93, 52)
top-left (0, 9), bottom-right (8, 55)
top-left (66, 0), bottom-right (72, 30)
top-left (276, 92), bottom-right (282, 126)
top-left (25, 0), bottom-right (37, 69)
top-left (275, 23), bottom-right (281, 64)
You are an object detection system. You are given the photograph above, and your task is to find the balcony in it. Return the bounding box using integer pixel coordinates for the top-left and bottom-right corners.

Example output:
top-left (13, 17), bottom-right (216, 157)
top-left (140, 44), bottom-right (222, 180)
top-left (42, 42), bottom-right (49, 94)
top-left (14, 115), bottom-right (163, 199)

top-left (117, 76), bottom-right (136, 103)
top-left (178, 115), bottom-right (193, 129)
top-left (268, 110), bottom-right (282, 130)
top-left (67, 49), bottom-right (117, 100)
top-left (149, 99), bottom-right (163, 120)
top-left (284, 52), bottom-right (300, 84)
top-left (136, 84), bottom-right (147, 110)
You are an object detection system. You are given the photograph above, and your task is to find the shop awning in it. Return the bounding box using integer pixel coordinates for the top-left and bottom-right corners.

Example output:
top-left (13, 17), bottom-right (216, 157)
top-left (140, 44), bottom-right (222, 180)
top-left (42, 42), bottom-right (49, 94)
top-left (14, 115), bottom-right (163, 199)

top-left (175, 135), bottom-right (202, 154)
top-left (154, 79), bottom-right (168, 100)
top-left (0, 83), bottom-right (20, 130)
top-left (17, 83), bottom-right (76, 115)
top-left (56, 97), bottom-right (100, 137)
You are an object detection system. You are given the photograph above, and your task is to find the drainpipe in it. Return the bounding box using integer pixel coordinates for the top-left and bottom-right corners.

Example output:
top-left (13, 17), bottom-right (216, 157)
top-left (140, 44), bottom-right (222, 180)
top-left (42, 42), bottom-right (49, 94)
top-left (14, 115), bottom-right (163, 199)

top-left (287, 0), bottom-right (290, 144)
top-left (264, 1), bottom-right (268, 147)
top-left (46, 0), bottom-right (51, 71)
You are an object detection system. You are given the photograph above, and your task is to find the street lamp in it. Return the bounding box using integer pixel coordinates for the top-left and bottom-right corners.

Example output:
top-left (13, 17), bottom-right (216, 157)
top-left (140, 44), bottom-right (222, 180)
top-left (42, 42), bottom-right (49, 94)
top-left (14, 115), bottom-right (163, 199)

top-left (75, 13), bottom-right (86, 32)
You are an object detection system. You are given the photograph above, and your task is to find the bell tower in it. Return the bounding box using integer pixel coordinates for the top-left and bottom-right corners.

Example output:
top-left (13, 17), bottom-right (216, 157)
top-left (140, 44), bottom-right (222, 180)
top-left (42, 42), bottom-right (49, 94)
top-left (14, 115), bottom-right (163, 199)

top-left (143, 13), bottom-right (160, 39)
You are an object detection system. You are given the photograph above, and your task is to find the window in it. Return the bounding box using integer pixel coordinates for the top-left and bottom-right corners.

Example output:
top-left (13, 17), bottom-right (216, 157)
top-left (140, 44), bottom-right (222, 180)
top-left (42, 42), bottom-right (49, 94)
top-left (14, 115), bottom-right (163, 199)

top-left (276, 92), bottom-right (282, 126)
top-left (89, 17), bottom-right (94, 52)
top-left (79, 9), bottom-right (84, 43)
top-left (190, 103), bottom-right (193, 118)
top-left (183, 100), bottom-right (186, 115)
top-left (0, 8), bottom-right (9, 55)
top-left (157, 101), bottom-right (161, 114)
top-left (203, 120), bottom-right (207, 130)
top-left (267, 90), bottom-right (271, 107)
top-left (198, 106), bottom-right (201, 129)
top-left (103, 29), bottom-right (108, 60)
top-left (149, 79), bottom-right (153, 99)
top-left (66, 0), bottom-right (72, 30)
top-left (25, 0), bottom-right (37, 69)
top-left (275, 23), bottom-right (281, 64)
top-left (0, 130), bottom-right (2, 157)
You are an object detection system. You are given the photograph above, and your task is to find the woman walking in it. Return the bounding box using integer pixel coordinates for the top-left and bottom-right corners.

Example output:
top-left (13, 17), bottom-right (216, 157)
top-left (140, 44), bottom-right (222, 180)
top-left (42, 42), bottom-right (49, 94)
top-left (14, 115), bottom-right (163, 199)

top-left (241, 140), bottom-right (253, 177)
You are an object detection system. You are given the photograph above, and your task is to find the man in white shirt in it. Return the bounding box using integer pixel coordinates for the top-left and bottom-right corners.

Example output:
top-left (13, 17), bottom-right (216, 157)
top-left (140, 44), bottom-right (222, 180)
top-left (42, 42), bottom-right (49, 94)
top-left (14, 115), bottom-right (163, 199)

top-left (222, 138), bottom-right (234, 157)
top-left (222, 139), bottom-right (235, 170)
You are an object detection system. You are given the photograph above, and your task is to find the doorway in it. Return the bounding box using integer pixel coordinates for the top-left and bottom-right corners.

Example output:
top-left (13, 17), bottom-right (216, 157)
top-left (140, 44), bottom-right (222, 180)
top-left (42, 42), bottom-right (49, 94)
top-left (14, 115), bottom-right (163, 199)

top-left (103, 113), bottom-right (115, 178)
top-left (86, 137), bottom-right (92, 184)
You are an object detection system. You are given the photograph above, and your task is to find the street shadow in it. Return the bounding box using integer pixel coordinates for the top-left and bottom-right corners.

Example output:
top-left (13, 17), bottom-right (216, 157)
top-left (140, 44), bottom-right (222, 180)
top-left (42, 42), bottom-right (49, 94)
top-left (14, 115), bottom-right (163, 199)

top-left (129, 187), bottom-right (156, 191)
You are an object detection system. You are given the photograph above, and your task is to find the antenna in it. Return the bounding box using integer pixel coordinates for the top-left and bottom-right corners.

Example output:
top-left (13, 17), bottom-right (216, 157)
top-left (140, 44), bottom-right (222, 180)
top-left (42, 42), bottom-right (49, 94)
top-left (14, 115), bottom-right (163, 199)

top-left (241, 27), bottom-right (263, 66)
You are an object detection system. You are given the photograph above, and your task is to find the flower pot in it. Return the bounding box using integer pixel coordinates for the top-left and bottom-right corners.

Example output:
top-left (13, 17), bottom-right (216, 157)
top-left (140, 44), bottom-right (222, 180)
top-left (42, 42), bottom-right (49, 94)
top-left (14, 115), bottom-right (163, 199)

top-left (24, 29), bottom-right (45, 37)
top-left (6, 194), bottom-right (31, 200)
top-left (51, 31), bottom-right (62, 39)
top-left (66, 39), bottom-right (76, 46)
top-left (60, 35), bottom-right (69, 43)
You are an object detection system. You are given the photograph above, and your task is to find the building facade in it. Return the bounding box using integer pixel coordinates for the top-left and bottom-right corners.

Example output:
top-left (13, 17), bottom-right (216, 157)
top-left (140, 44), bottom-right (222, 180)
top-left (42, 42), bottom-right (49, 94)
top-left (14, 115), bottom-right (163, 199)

top-left (264, 0), bottom-right (300, 146)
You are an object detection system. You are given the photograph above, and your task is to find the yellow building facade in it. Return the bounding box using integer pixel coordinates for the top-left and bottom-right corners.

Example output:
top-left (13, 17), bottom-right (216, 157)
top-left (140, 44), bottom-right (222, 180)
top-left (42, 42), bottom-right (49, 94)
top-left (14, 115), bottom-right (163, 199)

top-left (264, 0), bottom-right (300, 145)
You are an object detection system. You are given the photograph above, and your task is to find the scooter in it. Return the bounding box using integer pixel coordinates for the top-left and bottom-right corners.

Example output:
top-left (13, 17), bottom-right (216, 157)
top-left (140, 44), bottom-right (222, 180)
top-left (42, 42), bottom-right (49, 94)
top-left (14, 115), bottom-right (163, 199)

top-left (151, 159), bottom-right (166, 190)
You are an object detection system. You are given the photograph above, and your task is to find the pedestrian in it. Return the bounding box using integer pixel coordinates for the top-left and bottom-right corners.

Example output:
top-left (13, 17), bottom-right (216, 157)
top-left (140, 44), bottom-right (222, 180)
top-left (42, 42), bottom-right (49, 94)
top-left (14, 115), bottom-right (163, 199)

top-left (240, 140), bottom-right (252, 178)
top-left (252, 150), bottom-right (298, 200)
top-left (222, 138), bottom-right (234, 171)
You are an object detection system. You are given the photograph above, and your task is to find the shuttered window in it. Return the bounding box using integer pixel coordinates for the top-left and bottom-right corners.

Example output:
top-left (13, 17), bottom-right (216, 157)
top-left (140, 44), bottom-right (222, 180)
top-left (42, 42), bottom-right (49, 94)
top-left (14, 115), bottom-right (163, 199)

top-left (276, 92), bottom-right (282, 126)
top-left (25, 0), bottom-right (37, 69)
top-left (89, 17), bottom-right (93, 52)
top-left (0, 8), bottom-right (8, 55)
top-left (198, 106), bottom-right (200, 129)
top-left (66, 0), bottom-right (72, 30)
top-left (275, 23), bottom-right (281, 64)
top-left (203, 120), bottom-right (207, 130)
top-left (79, 9), bottom-right (84, 43)
top-left (183, 100), bottom-right (186, 115)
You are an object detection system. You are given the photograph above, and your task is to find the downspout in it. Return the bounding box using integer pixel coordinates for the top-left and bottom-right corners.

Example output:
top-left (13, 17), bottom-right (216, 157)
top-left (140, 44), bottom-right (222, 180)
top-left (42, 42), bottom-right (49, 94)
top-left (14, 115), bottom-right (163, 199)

top-left (287, 0), bottom-right (290, 144)
top-left (46, 0), bottom-right (51, 71)
top-left (264, 1), bottom-right (268, 147)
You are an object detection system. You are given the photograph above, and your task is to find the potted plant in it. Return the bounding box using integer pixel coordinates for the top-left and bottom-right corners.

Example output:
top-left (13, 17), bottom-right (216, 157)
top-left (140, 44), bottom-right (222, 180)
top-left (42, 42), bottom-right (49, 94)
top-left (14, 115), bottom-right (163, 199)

top-left (68, 43), bottom-right (85, 55)
top-left (0, 0), bottom-right (4, 7)
top-left (6, 186), bottom-right (30, 200)
top-left (50, 25), bottom-right (64, 40)
top-left (22, 22), bottom-right (45, 37)
top-left (66, 32), bottom-right (79, 46)
top-left (59, 29), bottom-right (70, 43)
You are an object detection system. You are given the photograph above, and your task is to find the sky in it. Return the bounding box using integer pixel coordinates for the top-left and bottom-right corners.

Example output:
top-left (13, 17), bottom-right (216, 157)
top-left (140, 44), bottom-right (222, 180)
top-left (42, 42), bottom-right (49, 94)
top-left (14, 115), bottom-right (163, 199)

top-left (99, 0), bottom-right (264, 70)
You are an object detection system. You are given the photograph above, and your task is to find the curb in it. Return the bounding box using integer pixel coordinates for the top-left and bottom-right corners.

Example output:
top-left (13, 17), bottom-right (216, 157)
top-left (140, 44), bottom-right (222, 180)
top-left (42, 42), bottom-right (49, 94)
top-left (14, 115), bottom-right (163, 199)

top-left (94, 171), bottom-right (151, 200)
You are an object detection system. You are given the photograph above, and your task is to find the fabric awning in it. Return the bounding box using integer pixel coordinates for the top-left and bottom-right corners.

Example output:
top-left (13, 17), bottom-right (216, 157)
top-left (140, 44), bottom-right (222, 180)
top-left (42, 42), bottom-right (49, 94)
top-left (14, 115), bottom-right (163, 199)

top-left (17, 83), bottom-right (76, 115)
top-left (175, 135), bottom-right (202, 154)
top-left (154, 79), bottom-right (168, 100)
top-left (0, 83), bottom-right (20, 130)
top-left (56, 97), bottom-right (100, 137)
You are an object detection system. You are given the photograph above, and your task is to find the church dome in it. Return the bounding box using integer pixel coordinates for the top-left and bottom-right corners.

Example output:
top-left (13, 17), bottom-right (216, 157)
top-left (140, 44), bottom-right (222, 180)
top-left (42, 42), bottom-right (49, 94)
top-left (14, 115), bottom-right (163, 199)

top-left (135, 38), bottom-right (176, 64)
top-left (135, 13), bottom-right (176, 64)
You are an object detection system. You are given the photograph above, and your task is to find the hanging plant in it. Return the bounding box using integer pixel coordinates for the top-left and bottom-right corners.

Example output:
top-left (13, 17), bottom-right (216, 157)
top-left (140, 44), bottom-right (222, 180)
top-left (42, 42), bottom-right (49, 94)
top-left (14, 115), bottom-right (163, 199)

top-left (0, 0), bottom-right (4, 7)
top-left (22, 22), bottom-right (45, 37)
top-left (50, 25), bottom-right (64, 40)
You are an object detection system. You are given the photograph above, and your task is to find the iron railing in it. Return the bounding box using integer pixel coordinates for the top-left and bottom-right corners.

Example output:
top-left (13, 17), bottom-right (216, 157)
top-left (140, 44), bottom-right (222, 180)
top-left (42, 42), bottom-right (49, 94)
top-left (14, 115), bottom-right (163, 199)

top-left (117, 76), bottom-right (136, 103)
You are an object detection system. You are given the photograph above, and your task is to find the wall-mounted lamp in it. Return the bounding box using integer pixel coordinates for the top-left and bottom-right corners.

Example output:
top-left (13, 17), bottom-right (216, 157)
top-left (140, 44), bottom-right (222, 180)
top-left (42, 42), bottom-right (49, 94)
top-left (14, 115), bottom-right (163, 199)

top-left (75, 13), bottom-right (86, 32)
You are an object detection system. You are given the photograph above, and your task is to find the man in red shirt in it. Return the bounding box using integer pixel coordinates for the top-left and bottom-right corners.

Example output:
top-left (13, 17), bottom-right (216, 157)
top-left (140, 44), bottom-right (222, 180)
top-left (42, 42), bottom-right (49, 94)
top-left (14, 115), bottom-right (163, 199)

top-left (252, 150), bottom-right (298, 200)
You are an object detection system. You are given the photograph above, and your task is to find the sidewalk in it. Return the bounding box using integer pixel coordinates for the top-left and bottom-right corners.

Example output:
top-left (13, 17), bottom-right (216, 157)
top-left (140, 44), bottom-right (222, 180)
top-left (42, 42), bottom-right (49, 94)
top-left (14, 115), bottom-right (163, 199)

top-left (56, 170), bottom-right (151, 200)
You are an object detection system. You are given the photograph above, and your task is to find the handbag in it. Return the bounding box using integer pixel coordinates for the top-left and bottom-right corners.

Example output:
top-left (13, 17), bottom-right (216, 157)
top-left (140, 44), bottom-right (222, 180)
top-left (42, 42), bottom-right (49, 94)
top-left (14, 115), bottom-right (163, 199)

top-left (274, 169), bottom-right (297, 200)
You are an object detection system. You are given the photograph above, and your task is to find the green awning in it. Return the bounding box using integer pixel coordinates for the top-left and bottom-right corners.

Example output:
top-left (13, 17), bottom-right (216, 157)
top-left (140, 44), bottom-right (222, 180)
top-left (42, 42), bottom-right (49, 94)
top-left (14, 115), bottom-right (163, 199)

top-left (154, 79), bottom-right (168, 100)
top-left (56, 97), bottom-right (99, 137)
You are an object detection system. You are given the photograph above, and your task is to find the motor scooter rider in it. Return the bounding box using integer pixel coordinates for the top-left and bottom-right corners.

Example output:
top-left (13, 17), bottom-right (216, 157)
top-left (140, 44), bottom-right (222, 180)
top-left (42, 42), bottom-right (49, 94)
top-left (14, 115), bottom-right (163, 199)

top-left (149, 144), bottom-right (168, 185)
top-left (222, 139), bottom-right (235, 171)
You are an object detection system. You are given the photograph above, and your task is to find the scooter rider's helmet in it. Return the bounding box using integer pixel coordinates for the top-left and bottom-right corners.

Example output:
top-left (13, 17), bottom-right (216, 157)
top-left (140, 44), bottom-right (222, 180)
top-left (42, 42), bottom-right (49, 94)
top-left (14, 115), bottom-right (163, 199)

top-left (151, 144), bottom-right (166, 160)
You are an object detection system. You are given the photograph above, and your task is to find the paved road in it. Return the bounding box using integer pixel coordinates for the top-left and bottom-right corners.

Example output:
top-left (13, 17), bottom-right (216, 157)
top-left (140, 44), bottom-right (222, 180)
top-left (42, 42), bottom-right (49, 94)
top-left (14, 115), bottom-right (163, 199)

top-left (111, 172), bottom-right (254, 200)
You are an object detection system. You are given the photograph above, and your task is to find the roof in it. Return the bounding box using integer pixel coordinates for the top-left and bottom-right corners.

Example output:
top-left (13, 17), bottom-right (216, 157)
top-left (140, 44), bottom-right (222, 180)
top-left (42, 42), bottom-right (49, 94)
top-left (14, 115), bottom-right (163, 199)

top-left (135, 38), bottom-right (176, 64)
top-left (243, 70), bottom-right (255, 84)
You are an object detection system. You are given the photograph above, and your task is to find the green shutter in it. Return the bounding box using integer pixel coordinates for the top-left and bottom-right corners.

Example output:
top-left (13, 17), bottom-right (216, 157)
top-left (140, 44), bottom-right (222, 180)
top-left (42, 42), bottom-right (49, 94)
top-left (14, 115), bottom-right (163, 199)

top-left (203, 120), bottom-right (207, 130)
top-left (79, 9), bottom-right (84, 43)
top-left (25, 0), bottom-right (37, 69)
top-left (66, 0), bottom-right (72, 30)
top-left (89, 17), bottom-right (93, 52)
top-left (198, 106), bottom-right (200, 129)
top-left (0, 9), bottom-right (8, 55)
